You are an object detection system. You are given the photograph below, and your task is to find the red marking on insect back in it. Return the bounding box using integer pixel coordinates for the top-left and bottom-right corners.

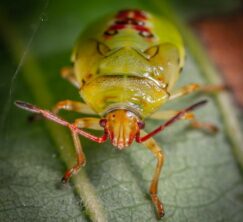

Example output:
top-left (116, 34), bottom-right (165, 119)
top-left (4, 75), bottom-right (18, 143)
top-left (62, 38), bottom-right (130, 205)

top-left (116, 10), bottom-right (129, 19)
top-left (116, 18), bottom-right (145, 26)
top-left (104, 9), bottom-right (154, 39)
top-left (133, 25), bottom-right (150, 32)
top-left (134, 10), bottom-right (147, 20)
top-left (116, 9), bottom-right (147, 20)
top-left (109, 24), bottom-right (126, 30)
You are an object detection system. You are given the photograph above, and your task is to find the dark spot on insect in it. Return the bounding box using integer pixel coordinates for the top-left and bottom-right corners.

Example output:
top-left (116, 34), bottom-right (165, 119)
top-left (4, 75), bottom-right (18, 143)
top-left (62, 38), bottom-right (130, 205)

top-left (163, 83), bottom-right (168, 89)
top-left (75, 52), bottom-right (79, 60)
top-left (86, 73), bottom-right (93, 80)
top-left (104, 29), bottom-right (118, 36)
top-left (116, 18), bottom-right (145, 26)
top-left (138, 121), bottom-right (145, 129)
top-left (116, 9), bottom-right (147, 20)
top-left (132, 20), bottom-right (145, 26)
top-left (179, 67), bottom-right (183, 73)
top-left (147, 140), bottom-right (157, 149)
top-left (82, 79), bottom-right (86, 84)
top-left (97, 42), bottom-right (110, 56)
top-left (115, 20), bottom-right (127, 25)
top-left (144, 45), bottom-right (159, 58)
top-left (112, 114), bottom-right (116, 118)
top-left (139, 31), bottom-right (154, 38)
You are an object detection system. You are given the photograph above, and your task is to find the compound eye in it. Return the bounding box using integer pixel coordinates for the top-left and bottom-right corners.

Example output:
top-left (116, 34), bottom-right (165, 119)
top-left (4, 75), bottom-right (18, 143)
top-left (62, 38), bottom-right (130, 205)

top-left (97, 42), bottom-right (110, 56)
top-left (138, 121), bottom-right (145, 129)
top-left (99, 119), bottom-right (107, 127)
top-left (104, 29), bottom-right (118, 36)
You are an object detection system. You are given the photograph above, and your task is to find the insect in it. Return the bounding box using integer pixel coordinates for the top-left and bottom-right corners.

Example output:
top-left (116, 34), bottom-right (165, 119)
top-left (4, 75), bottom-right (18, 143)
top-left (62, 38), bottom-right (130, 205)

top-left (15, 9), bottom-right (222, 218)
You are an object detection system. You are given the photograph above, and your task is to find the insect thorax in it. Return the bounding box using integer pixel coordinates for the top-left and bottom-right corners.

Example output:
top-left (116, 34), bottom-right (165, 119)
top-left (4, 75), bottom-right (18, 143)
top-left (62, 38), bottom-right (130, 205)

top-left (73, 9), bottom-right (184, 117)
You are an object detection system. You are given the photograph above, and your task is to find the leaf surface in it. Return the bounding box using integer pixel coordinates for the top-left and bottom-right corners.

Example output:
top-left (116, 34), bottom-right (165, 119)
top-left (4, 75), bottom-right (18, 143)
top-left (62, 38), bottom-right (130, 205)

top-left (1, 0), bottom-right (243, 221)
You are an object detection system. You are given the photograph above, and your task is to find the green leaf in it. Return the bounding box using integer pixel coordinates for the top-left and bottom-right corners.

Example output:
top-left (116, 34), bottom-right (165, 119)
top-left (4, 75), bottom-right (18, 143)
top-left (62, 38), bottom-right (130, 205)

top-left (1, 0), bottom-right (243, 221)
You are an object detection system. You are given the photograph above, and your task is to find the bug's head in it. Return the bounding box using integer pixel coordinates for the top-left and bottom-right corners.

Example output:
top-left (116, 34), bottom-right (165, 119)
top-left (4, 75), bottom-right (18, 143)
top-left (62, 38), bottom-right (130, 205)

top-left (100, 109), bottom-right (144, 149)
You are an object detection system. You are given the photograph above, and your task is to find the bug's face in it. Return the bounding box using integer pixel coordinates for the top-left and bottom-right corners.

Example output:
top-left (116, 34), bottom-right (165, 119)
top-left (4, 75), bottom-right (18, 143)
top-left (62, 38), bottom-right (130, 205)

top-left (100, 110), bottom-right (143, 149)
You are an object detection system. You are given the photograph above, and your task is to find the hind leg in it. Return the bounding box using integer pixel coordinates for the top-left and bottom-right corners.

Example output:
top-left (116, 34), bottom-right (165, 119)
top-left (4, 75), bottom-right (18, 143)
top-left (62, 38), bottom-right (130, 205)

top-left (149, 110), bottom-right (218, 133)
top-left (169, 83), bottom-right (224, 101)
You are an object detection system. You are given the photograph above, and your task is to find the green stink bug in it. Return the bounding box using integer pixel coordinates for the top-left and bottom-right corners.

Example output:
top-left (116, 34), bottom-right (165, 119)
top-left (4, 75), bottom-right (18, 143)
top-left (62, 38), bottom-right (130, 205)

top-left (16, 9), bottom-right (223, 218)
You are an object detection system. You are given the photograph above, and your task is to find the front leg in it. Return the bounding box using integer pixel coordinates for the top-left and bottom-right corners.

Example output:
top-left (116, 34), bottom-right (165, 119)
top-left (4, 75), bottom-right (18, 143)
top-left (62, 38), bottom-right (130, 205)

top-left (15, 101), bottom-right (106, 183)
top-left (142, 133), bottom-right (165, 218)
top-left (62, 117), bottom-right (101, 183)
top-left (62, 130), bottom-right (86, 183)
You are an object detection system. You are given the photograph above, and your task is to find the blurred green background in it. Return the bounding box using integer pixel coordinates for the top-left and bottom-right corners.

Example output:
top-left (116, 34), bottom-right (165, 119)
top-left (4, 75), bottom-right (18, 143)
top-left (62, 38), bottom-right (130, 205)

top-left (1, 0), bottom-right (243, 221)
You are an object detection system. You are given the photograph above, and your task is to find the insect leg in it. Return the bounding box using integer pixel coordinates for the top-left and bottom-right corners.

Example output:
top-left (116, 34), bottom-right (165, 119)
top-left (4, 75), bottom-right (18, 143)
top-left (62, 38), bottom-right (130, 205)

top-left (30, 100), bottom-right (95, 122)
top-left (169, 83), bottom-right (224, 101)
top-left (61, 66), bottom-right (80, 88)
top-left (62, 130), bottom-right (86, 183)
top-left (149, 110), bottom-right (218, 133)
top-left (73, 117), bottom-right (102, 130)
top-left (142, 134), bottom-right (165, 218)
top-left (149, 110), bottom-right (186, 120)
top-left (52, 100), bottom-right (96, 115)
top-left (62, 117), bottom-right (102, 183)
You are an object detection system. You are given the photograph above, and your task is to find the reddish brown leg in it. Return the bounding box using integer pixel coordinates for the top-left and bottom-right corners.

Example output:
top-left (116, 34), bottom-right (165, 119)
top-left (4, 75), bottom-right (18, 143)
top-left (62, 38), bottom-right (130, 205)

top-left (62, 130), bottom-right (86, 183)
top-left (62, 117), bottom-right (101, 183)
top-left (169, 83), bottom-right (225, 101)
top-left (73, 117), bottom-right (102, 130)
top-left (143, 136), bottom-right (165, 218)
top-left (190, 120), bottom-right (218, 133)
top-left (52, 100), bottom-right (95, 115)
